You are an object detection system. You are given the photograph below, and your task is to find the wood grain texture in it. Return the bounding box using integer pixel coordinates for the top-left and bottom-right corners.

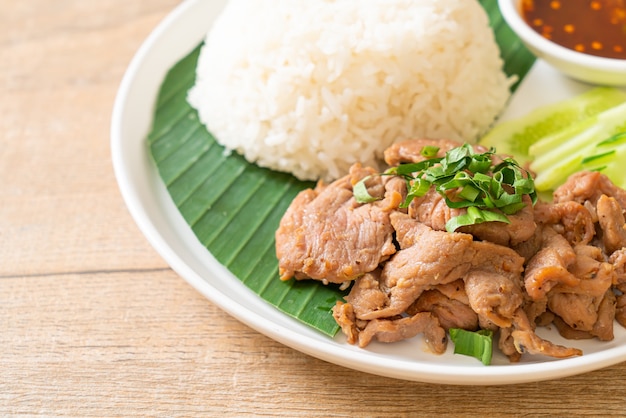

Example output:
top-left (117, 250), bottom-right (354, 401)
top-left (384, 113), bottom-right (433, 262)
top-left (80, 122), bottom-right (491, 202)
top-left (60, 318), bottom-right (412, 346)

top-left (2, 0), bottom-right (626, 416)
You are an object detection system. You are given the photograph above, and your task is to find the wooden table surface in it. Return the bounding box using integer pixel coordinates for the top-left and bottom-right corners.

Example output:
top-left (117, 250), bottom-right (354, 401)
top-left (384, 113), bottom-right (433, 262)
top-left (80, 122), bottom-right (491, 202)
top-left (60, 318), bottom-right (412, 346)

top-left (3, 0), bottom-right (626, 416)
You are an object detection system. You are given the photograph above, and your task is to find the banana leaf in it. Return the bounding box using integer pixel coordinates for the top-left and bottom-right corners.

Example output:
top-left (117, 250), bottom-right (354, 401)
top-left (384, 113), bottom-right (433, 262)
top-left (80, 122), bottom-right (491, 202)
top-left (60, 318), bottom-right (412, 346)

top-left (147, 0), bottom-right (535, 337)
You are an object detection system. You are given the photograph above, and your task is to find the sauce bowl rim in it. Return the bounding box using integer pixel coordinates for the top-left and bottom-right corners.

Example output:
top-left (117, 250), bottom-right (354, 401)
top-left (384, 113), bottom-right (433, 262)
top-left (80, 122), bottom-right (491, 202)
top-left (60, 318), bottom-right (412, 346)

top-left (498, 0), bottom-right (626, 71)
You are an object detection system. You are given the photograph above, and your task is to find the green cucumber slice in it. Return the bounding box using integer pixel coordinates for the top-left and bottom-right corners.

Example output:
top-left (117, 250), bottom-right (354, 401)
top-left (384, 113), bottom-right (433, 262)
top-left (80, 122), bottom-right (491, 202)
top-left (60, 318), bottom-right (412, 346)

top-left (529, 101), bottom-right (626, 191)
top-left (479, 87), bottom-right (626, 165)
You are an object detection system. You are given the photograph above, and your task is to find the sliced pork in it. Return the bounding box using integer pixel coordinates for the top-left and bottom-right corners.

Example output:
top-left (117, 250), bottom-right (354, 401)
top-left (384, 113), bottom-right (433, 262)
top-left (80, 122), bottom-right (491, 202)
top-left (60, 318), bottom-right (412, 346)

top-left (357, 312), bottom-right (447, 353)
top-left (276, 163), bottom-right (402, 284)
top-left (534, 200), bottom-right (595, 246)
top-left (509, 308), bottom-right (582, 358)
top-left (523, 226), bottom-right (579, 300)
top-left (553, 170), bottom-right (626, 211)
top-left (357, 212), bottom-right (525, 320)
top-left (332, 300), bottom-right (447, 353)
top-left (276, 139), bottom-right (626, 363)
top-left (406, 280), bottom-right (478, 331)
top-left (597, 194), bottom-right (626, 255)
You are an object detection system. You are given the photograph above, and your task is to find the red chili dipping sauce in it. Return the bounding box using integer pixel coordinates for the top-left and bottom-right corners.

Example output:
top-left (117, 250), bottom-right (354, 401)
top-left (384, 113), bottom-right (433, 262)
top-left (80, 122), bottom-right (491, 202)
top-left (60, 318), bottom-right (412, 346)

top-left (521, 0), bottom-right (626, 59)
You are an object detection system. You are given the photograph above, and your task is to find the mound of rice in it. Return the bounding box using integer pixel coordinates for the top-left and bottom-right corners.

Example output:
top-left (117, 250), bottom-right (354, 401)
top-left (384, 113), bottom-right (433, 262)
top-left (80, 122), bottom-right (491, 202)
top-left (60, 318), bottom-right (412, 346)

top-left (188, 0), bottom-right (512, 182)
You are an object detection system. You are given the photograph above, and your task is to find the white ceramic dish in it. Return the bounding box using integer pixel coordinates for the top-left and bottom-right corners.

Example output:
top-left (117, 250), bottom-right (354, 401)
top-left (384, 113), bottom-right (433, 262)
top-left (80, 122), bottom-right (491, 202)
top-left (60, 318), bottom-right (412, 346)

top-left (498, 0), bottom-right (626, 86)
top-left (111, 0), bottom-right (626, 385)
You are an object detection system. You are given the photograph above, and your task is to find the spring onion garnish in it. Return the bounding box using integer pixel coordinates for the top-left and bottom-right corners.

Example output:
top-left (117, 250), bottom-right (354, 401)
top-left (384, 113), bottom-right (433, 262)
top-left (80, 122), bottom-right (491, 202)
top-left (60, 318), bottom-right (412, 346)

top-left (420, 145), bottom-right (440, 158)
top-left (597, 131), bottom-right (626, 146)
top-left (449, 328), bottom-right (493, 365)
top-left (354, 144), bottom-right (537, 232)
top-left (581, 150), bottom-right (616, 165)
top-left (352, 175), bottom-right (380, 204)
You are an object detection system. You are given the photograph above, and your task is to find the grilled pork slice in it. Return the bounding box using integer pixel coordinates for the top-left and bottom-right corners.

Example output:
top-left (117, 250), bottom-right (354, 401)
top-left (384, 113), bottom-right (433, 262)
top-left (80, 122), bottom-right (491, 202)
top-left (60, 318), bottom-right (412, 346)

top-left (335, 213), bottom-right (582, 359)
top-left (597, 194), bottom-right (626, 255)
top-left (275, 163), bottom-right (404, 284)
top-left (534, 200), bottom-right (595, 246)
top-left (356, 212), bottom-right (525, 321)
top-left (524, 226), bottom-right (579, 301)
top-left (509, 308), bottom-right (582, 359)
top-left (553, 170), bottom-right (626, 214)
top-left (406, 280), bottom-right (479, 331)
top-left (332, 301), bottom-right (447, 354)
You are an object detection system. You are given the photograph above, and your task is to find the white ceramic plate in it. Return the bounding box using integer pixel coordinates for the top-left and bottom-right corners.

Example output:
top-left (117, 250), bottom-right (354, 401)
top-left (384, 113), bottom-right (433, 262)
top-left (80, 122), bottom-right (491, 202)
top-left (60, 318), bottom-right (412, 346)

top-left (111, 0), bottom-right (626, 385)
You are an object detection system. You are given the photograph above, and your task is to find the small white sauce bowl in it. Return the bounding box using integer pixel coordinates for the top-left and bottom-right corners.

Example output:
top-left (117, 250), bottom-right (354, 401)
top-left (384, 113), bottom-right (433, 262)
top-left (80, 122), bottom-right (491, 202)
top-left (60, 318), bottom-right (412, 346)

top-left (498, 0), bottom-right (626, 86)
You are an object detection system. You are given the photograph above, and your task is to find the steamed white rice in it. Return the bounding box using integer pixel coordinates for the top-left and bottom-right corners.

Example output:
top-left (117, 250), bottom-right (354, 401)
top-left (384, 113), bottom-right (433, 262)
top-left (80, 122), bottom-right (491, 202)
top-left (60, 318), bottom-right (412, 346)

top-left (188, 0), bottom-right (513, 182)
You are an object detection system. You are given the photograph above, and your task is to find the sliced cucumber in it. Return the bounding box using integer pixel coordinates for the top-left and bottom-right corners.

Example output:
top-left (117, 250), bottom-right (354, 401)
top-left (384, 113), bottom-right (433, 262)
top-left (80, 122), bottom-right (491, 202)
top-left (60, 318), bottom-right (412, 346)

top-left (529, 101), bottom-right (626, 191)
top-left (585, 144), bottom-right (626, 190)
top-left (479, 87), bottom-right (626, 165)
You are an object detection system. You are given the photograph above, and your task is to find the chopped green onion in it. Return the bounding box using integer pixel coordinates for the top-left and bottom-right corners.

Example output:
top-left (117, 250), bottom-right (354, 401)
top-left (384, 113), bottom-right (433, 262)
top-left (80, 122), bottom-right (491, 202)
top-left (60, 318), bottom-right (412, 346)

top-left (449, 328), bottom-right (493, 365)
top-left (420, 145), bottom-right (440, 158)
top-left (597, 131), bottom-right (626, 147)
top-left (582, 150), bottom-right (616, 165)
top-left (445, 206), bottom-right (510, 233)
top-left (353, 176), bottom-right (380, 204)
top-left (458, 184), bottom-right (480, 202)
top-left (352, 144), bottom-right (537, 231)
top-left (400, 177), bottom-right (431, 208)
top-left (386, 158), bottom-right (441, 177)
top-left (468, 154), bottom-right (492, 174)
